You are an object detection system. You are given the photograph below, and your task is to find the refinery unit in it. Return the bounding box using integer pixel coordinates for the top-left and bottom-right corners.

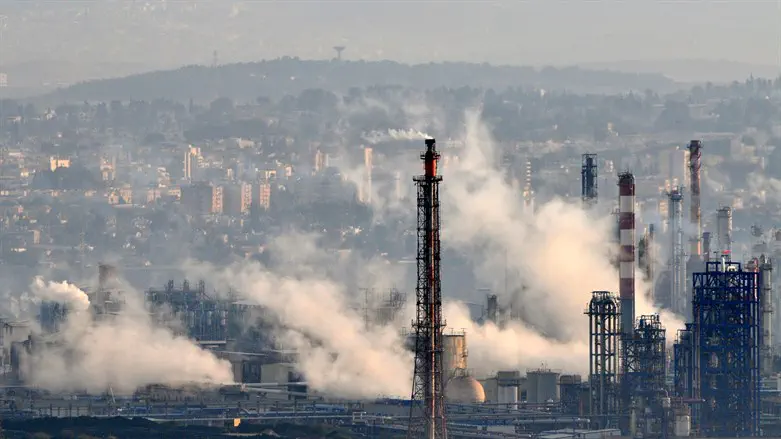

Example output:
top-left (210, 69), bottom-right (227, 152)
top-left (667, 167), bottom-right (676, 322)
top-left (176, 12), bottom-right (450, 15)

top-left (0, 138), bottom-right (780, 438)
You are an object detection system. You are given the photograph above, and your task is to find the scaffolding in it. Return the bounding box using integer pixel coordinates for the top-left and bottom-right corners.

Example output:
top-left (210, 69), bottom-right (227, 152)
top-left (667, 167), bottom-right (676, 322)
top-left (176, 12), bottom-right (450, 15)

top-left (692, 260), bottom-right (760, 436)
top-left (582, 153), bottom-right (598, 208)
top-left (586, 291), bottom-right (620, 428)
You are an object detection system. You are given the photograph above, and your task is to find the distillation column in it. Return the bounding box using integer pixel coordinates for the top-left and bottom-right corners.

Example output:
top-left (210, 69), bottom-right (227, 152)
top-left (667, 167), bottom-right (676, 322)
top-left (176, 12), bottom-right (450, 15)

top-left (582, 153), bottom-right (598, 208)
top-left (717, 207), bottom-right (733, 256)
top-left (618, 172), bottom-right (636, 336)
top-left (668, 187), bottom-right (686, 316)
top-left (408, 138), bottom-right (447, 439)
top-left (687, 140), bottom-right (702, 259)
top-left (702, 232), bottom-right (712, 262)
top-left (760, 256), bottom-right (774, 376)
top-left (642, 225), bottom-right (656, 303)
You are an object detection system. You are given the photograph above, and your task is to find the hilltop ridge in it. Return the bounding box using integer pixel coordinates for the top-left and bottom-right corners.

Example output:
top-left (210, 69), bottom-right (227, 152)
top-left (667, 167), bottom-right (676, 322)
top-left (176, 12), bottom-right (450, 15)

top-left (39, 58), bottom-right (678, 103)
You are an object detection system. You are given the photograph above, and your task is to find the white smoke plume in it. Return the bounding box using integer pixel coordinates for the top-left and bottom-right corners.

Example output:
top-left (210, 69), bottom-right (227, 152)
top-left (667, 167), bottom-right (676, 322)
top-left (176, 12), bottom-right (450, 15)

top-left (362, 128), bottom-right (432, 145)
top-left (445, 302), bottom-right (589, 376)
top-left (191, 233), bottom-right (413, 399)
top-left (23, 277), bottom-right (234, 394)
top-left (433, 110), bottom-right (682, 373)
top-left (30, 277), bottom-right (90, 311)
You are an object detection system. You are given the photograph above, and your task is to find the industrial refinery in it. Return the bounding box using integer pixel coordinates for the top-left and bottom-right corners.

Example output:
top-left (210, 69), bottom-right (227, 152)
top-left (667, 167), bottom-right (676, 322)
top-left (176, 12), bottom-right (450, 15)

top-left (0, 137), bottom-right (776, 439)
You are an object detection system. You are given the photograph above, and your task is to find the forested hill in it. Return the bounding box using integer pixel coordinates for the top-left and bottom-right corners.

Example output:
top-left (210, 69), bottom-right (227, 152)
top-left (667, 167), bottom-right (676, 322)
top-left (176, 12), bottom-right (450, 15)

top-left (41, 58), bottom-right (678, 103)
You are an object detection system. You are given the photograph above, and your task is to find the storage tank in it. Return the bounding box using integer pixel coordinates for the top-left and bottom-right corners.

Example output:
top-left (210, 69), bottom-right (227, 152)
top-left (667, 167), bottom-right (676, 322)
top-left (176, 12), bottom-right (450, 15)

top-left (527, 368), bottom-right (560, 403)
top-left (526, 371), bottom-right (538, 403)
top-left (674, 415), bottom-right (691, 437)
top-left (497, 385), bottom-right (519, 408)
top-left (442, 332), bottom-right (467, 379)
top-left (497, 371), bottom-right (521, 408)
top-left (445, 376), bottom-right (485, 403)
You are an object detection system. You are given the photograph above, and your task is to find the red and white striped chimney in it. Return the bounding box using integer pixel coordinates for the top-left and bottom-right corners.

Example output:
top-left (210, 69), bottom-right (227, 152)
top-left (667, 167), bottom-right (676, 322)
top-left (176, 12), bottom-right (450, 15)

top-left (618, 172), bottom-right (636, 335)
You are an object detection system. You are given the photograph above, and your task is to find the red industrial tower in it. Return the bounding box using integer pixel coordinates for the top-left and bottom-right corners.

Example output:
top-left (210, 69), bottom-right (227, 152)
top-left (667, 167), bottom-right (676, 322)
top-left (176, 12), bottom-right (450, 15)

top-left (408, 138), bottom-right (448, 439)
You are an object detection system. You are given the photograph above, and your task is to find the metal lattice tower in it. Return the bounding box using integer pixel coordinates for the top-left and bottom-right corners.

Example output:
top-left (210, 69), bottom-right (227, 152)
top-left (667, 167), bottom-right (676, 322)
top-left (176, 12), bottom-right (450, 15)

top-left (586, 291), bottom-right (620, 428)
top-left (692, 260), bottom-right (760, 436)
top-left (408, 138), bottom-right (448, 439)
top-left (668, 186), bottom-right (686, 316)
top-left (582, 153), bottom-right (598, 208)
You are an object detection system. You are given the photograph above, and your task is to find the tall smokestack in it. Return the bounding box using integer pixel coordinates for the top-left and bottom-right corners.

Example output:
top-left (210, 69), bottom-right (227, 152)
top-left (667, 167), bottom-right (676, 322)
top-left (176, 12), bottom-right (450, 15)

top-left (717, 206), bottom-right (733, 255)
top-left (647, 224), bottom-right (655, 302)
top-left (688, 140), bottom-right (702, 258)
top-left (702, 232), bottom-right (712, 262)
top-left (618, 172), bottom-right (636, 335)
top-left (582, 153), bottom-right (598, 208)
top-left (760, 255), bottom-right (773, 376)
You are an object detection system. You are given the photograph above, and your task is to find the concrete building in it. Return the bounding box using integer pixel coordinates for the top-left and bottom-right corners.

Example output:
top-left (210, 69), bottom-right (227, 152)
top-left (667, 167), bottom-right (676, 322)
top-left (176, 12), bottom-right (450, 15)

top-left (181, 182), bottom-right (222, 215)
top-left (183, 146), bottom-right (201, 181)
top-left (223, 182), bottom-right (252, 215)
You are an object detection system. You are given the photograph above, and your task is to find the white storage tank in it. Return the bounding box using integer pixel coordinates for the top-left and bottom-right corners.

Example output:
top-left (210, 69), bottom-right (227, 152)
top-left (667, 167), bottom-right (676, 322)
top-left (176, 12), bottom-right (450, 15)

top-left (674, 415), bottom-right (691, 437)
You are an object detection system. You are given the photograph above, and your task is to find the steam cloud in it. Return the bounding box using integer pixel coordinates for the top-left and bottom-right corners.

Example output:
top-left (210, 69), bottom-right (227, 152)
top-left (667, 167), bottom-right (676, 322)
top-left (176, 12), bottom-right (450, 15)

top-left (23, 278), bottom-right (234, 394)
top-left (362, 128), bottom-right (432, 144)
top-left (30, 277), bottom-right (90, 311)
top-left (193, 233), bottom-right (413, 399)
top-left (199, 108), bottom-right (683, 392)
top-left (437, 110), bottom-right (682, 373)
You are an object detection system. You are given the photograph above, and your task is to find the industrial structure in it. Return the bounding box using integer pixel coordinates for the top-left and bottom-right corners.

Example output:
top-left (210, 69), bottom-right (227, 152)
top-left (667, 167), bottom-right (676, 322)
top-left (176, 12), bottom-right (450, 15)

top-left (581, 153), bottom-right (598, 208)
top-left (674, 259), bottom-right (761, 436)
top-left (668, 186), bottom-right (686, 316)
top-left (586, 291), bottom-right (619, 428)
top-left (760, 255), bottom-right (774, 376)
top-left (716, 206), bottom-right (733, 255)
top-left (617, 172), bottom-right (635, 336)
top-left (687, 140), bottom-right (703, 261)
top-left (624, 315), bottom-right (667, 437)
top-left (686, 141), bottom-right (704, 315)
top-left (646, 224), bottom-right (656, 302)
top-left (145, 280), bottom-right (239, 342)
top-left (39, 264), bottom-right (126, 333)
top-left (408, 138), bottom-right (448, 439)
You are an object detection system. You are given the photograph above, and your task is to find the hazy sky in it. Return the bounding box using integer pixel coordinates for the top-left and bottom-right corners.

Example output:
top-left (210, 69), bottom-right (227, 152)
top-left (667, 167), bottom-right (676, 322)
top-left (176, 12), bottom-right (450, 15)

top-left (1, 0), bottom-right (780, 69)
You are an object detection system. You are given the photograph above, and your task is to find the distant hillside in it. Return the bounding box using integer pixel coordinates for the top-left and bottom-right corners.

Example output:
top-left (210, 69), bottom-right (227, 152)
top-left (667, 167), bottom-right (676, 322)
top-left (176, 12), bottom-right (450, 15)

top-left (39, 58), bottom-right (678, 103)
top-left (580, 59), bottom-right (780, 84)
